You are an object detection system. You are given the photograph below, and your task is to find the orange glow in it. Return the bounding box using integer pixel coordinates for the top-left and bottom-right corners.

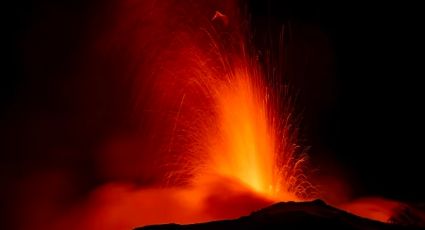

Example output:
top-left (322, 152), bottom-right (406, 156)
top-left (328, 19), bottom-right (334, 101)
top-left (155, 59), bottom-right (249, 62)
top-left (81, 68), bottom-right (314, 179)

top-left (73, 0), bottom-right (313, 227)
top-left (90, 0), bottom-right (314, 227)
top-left (16, 1), bottom-right (316, 230)
top-left (339, 197), bottom-right (400, 223)
top-left (12, 2), bottom-right (415, 230)
top-left (195, 65), bottom-right (306, 201)
top-left (209, 74), bottom-right (281, 196)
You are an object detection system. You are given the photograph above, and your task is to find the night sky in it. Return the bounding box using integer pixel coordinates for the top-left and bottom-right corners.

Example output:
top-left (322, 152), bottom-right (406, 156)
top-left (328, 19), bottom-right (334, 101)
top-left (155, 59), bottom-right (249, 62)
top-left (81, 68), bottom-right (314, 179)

top-left (2, 1), bottom-right (424, 228)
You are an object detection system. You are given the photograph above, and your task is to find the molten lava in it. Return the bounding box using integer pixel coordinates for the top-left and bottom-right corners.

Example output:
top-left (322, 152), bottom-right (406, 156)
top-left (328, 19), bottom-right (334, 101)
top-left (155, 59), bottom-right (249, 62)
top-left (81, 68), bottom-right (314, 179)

top-left (207, 74), bottom-right (284, 197)
top-left (61, 1), bottom-right (315, 228)
top-left (195, 62), bottom-right (308, 201)
top-left (7, 1), bottom-right (424, 230)
top-left (14, 1), bottom-right (409, 230)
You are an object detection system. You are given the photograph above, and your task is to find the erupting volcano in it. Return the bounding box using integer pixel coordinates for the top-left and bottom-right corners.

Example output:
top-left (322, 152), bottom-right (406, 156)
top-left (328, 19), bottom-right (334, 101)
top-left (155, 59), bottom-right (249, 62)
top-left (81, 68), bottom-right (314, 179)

top-left (3, 1), bottom-right (425, 230)
top-left (160, 13), bottom-right (315, 202)
top-left (10, 1), bottom-right (318, 228)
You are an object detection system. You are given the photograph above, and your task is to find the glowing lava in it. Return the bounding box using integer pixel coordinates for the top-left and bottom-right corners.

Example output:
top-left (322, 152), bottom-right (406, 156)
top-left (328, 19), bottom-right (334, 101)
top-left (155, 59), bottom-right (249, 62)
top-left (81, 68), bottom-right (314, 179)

top-left (208, 74), bottom-right (282, 197)
top-left (11, 2), bottom-right (421, 230)
top-left (193, 58), bottom-right (310, 201)
top-left (91, 0), bottom-right (315, 227)
top-left (15, 1), bottom-right (317, 230)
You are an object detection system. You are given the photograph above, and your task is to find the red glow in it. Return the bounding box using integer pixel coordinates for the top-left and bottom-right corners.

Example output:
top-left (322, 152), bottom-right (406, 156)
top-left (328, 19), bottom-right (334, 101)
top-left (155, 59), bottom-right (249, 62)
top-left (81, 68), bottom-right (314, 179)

top-left (12, 1), bottom-right (406, 230)
top-left (59, 0), bottom-right (313, 228)
top-left (339, 197), bottom-right (400, 223)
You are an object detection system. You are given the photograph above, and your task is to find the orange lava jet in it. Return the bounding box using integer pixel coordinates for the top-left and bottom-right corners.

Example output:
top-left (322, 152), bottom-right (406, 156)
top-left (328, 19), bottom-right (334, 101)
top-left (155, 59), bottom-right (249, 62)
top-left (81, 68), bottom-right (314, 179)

top-left (192, 54), bottom-right (311, 202)
top-left (69, 1), bottom-right (315, 229)
top-left (9, 2), bottom-right (422, 230)
top-left (16, 1), bottom-right (317, 230)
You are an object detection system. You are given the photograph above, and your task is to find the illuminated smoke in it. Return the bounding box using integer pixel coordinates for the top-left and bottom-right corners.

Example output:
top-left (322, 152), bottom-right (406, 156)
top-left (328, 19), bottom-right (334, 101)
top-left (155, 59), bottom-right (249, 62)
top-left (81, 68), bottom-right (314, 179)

top-left (12, 1), bottom-right (319, 229)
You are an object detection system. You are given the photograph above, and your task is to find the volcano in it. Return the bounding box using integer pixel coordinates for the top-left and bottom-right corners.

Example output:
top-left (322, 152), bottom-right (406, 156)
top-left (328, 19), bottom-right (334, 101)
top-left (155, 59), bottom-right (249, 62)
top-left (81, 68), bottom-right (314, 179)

top-left (3, 1), bottom-right (425, 230)
top-left (135, 200), bottom-right (425, 230)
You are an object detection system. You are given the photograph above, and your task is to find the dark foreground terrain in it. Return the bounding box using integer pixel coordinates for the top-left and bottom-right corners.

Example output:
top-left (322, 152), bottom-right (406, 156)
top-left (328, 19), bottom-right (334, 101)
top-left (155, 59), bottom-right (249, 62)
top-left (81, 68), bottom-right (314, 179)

top-left (135, 200), bottom-right (424, 230)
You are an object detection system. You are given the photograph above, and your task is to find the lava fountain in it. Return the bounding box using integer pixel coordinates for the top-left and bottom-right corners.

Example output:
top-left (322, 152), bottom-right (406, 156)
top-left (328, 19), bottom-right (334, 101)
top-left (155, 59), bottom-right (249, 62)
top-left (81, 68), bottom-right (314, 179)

top-left (85, 0), bottom-right (314, 228)
top-left (154, 12), bottom-right (315, 201)
top-left (92, 0), bottom-right (317, 194)
top-left (8, 1), bottom-right (425, 230)
top-left (140, 4), bottom-right (316, 202)
top-left (190, 46), bottom-right (313, 201)
top-left (14, 1), bottom-right (317, 230)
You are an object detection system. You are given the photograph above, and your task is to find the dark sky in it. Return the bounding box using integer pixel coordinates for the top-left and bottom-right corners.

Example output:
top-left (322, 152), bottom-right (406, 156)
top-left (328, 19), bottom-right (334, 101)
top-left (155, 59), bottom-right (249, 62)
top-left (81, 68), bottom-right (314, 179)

top-left (2, 2), bottom-right (424, 221)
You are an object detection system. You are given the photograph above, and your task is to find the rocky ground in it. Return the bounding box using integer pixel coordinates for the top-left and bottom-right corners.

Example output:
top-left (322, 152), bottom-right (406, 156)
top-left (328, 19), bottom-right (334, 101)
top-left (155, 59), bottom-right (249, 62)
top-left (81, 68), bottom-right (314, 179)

top-left (134, 200), bottom-right (424, 230)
